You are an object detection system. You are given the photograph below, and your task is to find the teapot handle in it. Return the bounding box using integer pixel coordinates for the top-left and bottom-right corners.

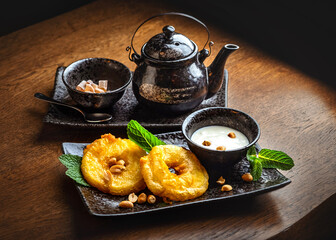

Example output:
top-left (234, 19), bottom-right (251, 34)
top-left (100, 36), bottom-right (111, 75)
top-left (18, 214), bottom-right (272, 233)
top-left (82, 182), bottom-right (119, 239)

top-left (126, 12), bottom-right (212, 62)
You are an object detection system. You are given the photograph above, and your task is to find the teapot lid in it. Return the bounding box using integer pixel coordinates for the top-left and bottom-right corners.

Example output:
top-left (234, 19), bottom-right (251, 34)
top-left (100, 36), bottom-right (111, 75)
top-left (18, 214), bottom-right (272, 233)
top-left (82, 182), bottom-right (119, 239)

top-left (143, 25), bottom-right (196, 61)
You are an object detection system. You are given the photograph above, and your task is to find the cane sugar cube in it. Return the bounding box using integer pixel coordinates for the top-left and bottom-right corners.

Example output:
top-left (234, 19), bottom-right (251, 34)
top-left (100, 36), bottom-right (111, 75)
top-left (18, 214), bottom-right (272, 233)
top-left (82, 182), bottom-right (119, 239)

top-left (84, 83), bottom-right (95, 93)
top-left (76, 80), bottom-right (87, 91)
top-left (94, 87), bottom-right (105, 93)
top-left (76, 79), bottom-right (108, 93)
top-left (98, 80), bottom-right (108, 92)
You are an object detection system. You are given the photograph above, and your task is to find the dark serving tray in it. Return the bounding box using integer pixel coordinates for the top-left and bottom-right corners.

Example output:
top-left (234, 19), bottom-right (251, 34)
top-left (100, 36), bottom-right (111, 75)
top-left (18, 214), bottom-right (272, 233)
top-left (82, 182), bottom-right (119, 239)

top-left (44, 67), bottom-right (228, 128)
top-left (62, 131), bottom-right (291, 217)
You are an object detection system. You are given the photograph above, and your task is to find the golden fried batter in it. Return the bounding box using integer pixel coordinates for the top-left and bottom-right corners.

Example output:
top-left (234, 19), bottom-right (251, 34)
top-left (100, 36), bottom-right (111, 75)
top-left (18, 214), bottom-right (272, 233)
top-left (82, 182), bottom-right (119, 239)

top-left (140, 145), bottom-right (209, 201)
top-left (81, 134), bottom-right (146, 195)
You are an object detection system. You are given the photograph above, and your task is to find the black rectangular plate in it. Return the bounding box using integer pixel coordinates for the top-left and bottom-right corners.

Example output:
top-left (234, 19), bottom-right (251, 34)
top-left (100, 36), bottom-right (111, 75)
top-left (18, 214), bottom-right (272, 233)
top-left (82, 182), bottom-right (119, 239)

top-left (43, 67), bottom-right (228, 128)
top-left (62, 131), bottom-right (291, 216)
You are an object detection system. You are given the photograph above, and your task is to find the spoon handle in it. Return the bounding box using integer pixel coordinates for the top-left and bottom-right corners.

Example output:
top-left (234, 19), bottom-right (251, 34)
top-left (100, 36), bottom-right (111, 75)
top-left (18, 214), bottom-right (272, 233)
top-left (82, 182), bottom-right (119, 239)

top-left (34, 92), bottom-right (85, 117)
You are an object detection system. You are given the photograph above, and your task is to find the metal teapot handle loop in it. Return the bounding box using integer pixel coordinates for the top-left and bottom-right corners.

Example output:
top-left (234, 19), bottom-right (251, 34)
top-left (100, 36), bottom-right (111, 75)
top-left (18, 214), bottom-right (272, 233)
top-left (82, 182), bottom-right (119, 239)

top-left (127, 12), bottom-right (211, 60)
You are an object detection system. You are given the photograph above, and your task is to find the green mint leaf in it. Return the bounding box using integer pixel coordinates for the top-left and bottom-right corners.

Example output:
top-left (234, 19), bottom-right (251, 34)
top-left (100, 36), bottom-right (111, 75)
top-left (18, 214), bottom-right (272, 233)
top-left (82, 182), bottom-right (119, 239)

top-left (246, 146), bottom-right (294, 181)
top-left (250, 158), bottom-right (263, 181)
top-left (59, 154), bottom-right (90, 187)
top-left (127, 120), bottom-right (166, 152)
top-left (246, 146), bottom-right (257, 163)
top-left (258, 149), bottom-right (294, 170)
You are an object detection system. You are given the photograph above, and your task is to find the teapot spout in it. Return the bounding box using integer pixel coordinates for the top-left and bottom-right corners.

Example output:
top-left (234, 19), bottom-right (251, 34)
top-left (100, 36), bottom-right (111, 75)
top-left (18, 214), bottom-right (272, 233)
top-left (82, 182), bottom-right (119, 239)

top-left (206, 44), bottom-right (239, 99)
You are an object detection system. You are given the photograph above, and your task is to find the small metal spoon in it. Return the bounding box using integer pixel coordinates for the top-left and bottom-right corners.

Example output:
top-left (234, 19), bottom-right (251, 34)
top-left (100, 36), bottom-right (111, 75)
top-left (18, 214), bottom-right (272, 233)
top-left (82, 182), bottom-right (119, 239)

top-left (34, 93), bottom-right (112, 123)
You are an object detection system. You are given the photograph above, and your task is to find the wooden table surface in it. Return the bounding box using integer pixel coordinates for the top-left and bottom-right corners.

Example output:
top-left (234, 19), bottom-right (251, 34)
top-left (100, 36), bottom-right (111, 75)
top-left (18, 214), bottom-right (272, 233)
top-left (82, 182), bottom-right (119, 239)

top-left (1, 0), bottom-right (335, 239)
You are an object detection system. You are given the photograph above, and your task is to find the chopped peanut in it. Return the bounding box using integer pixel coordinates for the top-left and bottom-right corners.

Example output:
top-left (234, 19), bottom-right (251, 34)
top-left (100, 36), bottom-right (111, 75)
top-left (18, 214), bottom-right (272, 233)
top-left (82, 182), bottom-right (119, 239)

top-left (202, 140), bottom-right (211, 146)
top-left (137, 193), bottom-right (147, 204)
top-left (221, 184), bottom-right (233, 192)
top-left (216, 176), bottom-right (225, 185)
top-left (242, 173), bottom-right (253, 182)
top-left (128, 193), bottom-right (138, 203)
top-left (216, 146), bottom-right (226, 151)
top-left (147, 195), bottom-right (156, 204)
top-left (107, 157), bottom-right (117, 166)
top-left (103, 170), bottom-right (111, 182)
top-left (109, 164), bottom-right (126, 174)
top-left (109, 168), bottom-right (122, 174)
top-left (119, 200), bottom-right (134, 208)
top-left (228, 132), bottom-right (236, 138)
top-left (116, 160), bottom-right (125, 166)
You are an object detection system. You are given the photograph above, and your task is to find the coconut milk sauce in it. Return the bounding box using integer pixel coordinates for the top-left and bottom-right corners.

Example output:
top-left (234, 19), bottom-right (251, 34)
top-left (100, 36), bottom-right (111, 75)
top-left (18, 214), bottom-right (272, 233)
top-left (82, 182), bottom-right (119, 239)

top-left (191, 125), bottom-right (249, 150)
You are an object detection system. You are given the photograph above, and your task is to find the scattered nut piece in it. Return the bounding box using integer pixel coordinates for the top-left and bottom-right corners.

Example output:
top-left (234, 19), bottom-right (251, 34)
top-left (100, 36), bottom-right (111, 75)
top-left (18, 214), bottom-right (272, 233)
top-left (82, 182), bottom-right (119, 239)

top-left (242, 173), bottom-right (253, 182)
top-left (202, 140), bottom-right (211, 146)
top-left (228, 132), bottom-right (236, 138)
top-left (119, 200), bottom-right (134, 208)
top-left (110, 164), bottom-right (126, 174)
top-left (137, 193), bottom-right (147, 204)
top-left (107, 157), bottom-right (117, 166)
top-left (128, 193), bottom-right (138, 203)
top-left (147, 195), bottom-right (156, 204)
top-left (221, 184), bottom-right (233, 192)
top-left (163, 197), bottom-right (173, 205)
top-left (103, 170), bottom-right (111, 182)
top-left (109, 168), bottom-right (122, 174)
top-left (216, 176), bottom-right (225, 185)
top-left (216, 146), bottom-right (226, 151)
top-left (116, 160), bottom-right (125, 166)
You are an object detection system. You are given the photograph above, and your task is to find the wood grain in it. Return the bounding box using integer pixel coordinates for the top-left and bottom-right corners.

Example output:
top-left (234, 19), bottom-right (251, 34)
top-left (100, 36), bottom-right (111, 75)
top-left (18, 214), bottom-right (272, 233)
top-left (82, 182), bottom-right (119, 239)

top-left (0, 0), bottom-right (335, 239)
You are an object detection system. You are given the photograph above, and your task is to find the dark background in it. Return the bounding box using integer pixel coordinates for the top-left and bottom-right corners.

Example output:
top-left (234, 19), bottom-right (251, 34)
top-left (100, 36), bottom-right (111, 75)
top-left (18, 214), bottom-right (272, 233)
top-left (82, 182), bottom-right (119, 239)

top-left (1, 0), bottom-right (335, 89)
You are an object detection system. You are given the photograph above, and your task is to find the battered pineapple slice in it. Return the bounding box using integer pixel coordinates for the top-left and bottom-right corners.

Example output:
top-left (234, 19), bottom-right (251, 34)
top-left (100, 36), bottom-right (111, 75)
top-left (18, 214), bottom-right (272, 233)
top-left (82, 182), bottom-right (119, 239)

top-left (81, 134), bottom-right (146, 195)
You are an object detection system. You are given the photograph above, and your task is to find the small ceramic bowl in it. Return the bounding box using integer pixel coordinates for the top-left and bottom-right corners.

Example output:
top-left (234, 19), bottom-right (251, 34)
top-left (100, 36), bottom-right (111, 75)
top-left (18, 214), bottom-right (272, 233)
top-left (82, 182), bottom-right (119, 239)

top-left (182, 107), bottom-right (260, 180)
top-left (62, 58), bottom-right (132, 110)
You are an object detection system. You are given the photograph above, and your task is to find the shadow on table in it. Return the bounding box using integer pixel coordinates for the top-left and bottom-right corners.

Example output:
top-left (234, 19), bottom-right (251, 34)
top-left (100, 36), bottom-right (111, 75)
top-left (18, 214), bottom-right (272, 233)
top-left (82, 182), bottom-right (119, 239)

top-left (270, 193), bottom-right (336, 240)
top-left (165, 0), bottom-right (336, 90)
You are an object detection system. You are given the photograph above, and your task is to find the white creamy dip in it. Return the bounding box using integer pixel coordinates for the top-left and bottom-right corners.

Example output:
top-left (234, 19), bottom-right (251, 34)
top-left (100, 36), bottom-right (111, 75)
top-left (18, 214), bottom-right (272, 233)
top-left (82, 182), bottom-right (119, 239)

top-left (191, 125), bottom-right (249, 151)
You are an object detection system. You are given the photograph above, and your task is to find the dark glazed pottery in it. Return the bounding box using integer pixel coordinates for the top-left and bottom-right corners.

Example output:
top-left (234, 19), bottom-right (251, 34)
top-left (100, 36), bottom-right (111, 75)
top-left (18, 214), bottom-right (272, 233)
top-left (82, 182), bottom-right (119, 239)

top-left (182, 107), bottom-right (260, 181)
top-left (43, 67), bottom-right (229, 128)
top-left (127, 13), bottom-right (238, 114)
top-left (62, 132), bottom-right (290, 216)
top-left (62, 58), bottom-right (132, 110)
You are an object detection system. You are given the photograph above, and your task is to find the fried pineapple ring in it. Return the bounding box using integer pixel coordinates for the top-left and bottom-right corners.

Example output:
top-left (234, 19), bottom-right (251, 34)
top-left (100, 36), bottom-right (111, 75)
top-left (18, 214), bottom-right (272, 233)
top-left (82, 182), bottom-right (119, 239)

top-left (81, 134), bottom-right (146, 195)
top-left (140, 145), bottom-right (209, 201)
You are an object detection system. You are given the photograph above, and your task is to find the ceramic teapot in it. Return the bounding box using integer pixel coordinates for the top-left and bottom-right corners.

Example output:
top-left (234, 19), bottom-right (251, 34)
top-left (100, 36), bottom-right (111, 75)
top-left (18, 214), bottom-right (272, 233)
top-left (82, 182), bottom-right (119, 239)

top-left (126, 12), bottom-right (239, 114)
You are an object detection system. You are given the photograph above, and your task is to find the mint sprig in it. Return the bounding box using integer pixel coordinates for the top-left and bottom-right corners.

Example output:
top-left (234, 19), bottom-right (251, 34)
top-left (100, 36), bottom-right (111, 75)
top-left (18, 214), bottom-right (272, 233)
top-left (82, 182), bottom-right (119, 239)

top-left (250, 157), bottom-right (263, 181)
top-left (59, 154), bottom-right (90, 187)
top-left (247, 146), bottom-right (294, 181)
top-left (127, 120), bottom-right (166, 152)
